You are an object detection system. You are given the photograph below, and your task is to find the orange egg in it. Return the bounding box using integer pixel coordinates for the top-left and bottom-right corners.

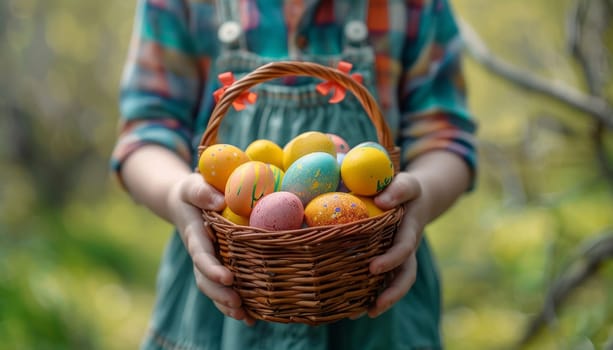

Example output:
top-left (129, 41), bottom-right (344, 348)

top-left (224, 161), bottom-right (276, 217)
top-left (283, 131), bottom-right (336, 170)
top-left (304, 192), bottom-right (369, 227)
top-left (198, 144), bottom-right (249, 192)
top-left (341, 146), bottom-right (394, 196)
top-left (221, 206), bottom-right (250, 226)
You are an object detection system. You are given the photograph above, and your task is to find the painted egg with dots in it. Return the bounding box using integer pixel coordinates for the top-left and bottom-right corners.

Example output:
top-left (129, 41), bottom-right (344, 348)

top-left (353, 141), bottom-right (389, 156)
top-left (304, 192), bottom-right (369, 227)
top-left (198, 144), bottom-right (249, 192)
top-left (281, 152), bottom-right (340, 206)
top-left (224, 161), bottom-right (276, 217)
top-left (249, 192), bottom-right (304, 231)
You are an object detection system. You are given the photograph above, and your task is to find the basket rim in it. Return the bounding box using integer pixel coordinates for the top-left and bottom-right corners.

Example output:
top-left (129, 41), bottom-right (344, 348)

top-left (203, 205), bottom-right (404, 246)
top-left (197, 60), bottom-right (405, 249)
top-left (197, 60), bottom-right (398, 159)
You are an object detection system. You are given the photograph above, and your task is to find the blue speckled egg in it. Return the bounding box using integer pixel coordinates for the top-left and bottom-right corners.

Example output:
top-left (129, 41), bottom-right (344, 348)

top-left (353, 141), bottom-right (389, 156)
top-left (281, 152), bottom-right (340, 205)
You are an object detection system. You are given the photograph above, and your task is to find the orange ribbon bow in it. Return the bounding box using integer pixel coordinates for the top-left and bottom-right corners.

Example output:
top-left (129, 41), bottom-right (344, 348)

top-left (316, 61), bottom-right (363, 104)
top-left (213, 72), bottom-right (257, 111)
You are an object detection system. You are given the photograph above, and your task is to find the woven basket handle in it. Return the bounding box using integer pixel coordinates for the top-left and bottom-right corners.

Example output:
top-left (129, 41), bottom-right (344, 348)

top-left (198, 61), bottom-right (400, 171)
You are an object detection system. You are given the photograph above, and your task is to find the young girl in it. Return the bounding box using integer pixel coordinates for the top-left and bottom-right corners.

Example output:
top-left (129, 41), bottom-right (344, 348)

top-left (111, 0), bottom-right (477, 348)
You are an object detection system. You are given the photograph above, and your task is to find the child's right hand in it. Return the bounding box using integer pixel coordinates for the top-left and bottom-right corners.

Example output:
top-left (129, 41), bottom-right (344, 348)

top-left (166, 173), bottom-right (256, 326)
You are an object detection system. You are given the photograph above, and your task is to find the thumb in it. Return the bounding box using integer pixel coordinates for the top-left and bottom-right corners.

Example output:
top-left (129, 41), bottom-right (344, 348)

top-left (183, 173), bottom-right (226, 211)
top-left (374, 172), bottom-right (421, 210)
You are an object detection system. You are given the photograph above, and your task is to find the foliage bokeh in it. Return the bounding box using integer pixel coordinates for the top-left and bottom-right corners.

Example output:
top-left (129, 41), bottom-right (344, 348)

top-left (1, 0), bottom-right (612, 349)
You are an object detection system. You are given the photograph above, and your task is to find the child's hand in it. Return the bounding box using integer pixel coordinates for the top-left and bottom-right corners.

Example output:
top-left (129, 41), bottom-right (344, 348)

top-left (360, 150), bottom-right (471, 319)
top-left (167, 173), bottom-right (256, 326)
top-left (367, 172), bottom-right (426, 318)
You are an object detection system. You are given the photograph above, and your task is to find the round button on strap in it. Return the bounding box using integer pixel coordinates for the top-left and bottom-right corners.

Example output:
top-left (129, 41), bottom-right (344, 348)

top-left (218, 21), bottom-right (242, 45)
top-left (344, 20), bottom-right (368, 44)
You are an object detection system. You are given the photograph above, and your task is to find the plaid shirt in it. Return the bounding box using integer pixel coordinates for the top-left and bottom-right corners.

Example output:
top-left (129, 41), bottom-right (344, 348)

top-left (111, 0), bottom-right (477, 186)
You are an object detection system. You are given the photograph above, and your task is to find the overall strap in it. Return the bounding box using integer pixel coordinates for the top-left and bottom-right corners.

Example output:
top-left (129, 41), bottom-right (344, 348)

top-left (215, 0), bottom-right (247, 51)
top-left (335, 0), bottom-right (369, 48)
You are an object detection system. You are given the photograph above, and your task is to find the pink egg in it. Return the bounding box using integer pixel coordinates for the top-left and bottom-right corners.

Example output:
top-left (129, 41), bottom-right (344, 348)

top-left (249, 192), bottom-right (305, 231)
top-left (326, 133), bottom-right (350, 154)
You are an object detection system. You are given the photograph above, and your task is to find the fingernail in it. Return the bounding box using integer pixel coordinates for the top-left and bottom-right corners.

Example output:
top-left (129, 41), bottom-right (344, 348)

top-left (349, 312), bottom-right (366, 320)
top-left (213, 195), bottom-right (225, 208)
top-left (377, 193), bottom-right (390, 204)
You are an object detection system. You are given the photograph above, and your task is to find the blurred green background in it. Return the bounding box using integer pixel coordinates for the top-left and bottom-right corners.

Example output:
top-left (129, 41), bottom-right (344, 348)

top-left (1, 0), bottom-right (612, 349)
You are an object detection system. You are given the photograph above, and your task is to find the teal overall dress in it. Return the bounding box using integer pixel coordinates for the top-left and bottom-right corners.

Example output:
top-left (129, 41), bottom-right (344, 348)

top-left (141, 2), bottom-right (443, 349)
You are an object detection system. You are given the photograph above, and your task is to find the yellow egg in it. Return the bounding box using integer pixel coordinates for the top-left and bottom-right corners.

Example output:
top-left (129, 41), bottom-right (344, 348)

top-left (225, 161), bottom-right (276, 217)
top-left (341, 147), bottom-right (394, 196)
top-left (221, 206), bottom-right (250, 226)
top-left (354, 195), bottom-right (386, 217)
top-left (283, 131), bottom-right (336, 170)
top-left (245, 139), bottom-right (284, 169)
top-left (304, 192), bottom-right (369, 227)
top-left (198, 144), bottom-right (249, 192)
top-left (269, 164), bottom-right (285, 192)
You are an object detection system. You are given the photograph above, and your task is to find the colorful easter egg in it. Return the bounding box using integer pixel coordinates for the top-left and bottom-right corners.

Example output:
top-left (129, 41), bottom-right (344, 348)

top-left (225, 161), bottom-right (276, 217)
top-left (335, 154), bottom-right (350, 192)
top-left (281, 152), bottom-right (340, 206)
top-left (326, 133), bottom-right (350, 154)
top-left (283, 131), bottom-right (336, 170)
top-left (198, 144), bottom-right (249, 192)
top-left (336, 152), bottom-right (346, 166)
top-left (353, 141), bottom-right (389, 155)
top-left (245, 139), bottom-right (284, 169)
top-left (354, 195), bottom-right (386, 217)
top-left (221, 206), bottom-right (250, 226)
top-left (249, 192), bottom-right (304, 231)
top-left (269, 164), bottom-right (285, 192)
top-left (304, 192), bottom-right (369, 227)
top-left (341, 147), bottom-right (394, 196)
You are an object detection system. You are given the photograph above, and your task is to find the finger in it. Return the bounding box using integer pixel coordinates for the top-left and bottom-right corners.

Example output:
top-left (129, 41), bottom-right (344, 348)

top-left (368, 254), bottom-right (417, 318)
top-left (369, 217), bottom-right (419, 275)
top-left (349, 311), bottom-right (366, 320)
top-left (374, 172), bottom-right (421, 210)
top-left (195, 266), bottom-right (242, 309)
top-left (186, 220), bottom-right (234, 286)
top-left (181, 173), bottom-right (226, 211)
top-left (213, 301), bottom-right (257, 326)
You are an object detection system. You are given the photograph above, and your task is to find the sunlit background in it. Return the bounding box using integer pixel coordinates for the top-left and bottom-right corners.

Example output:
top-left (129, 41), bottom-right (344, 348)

top-left (1, 0), bottom-right (612, 349)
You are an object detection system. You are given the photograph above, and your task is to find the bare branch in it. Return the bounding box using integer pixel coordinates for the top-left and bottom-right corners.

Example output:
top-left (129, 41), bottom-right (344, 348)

top-left (516, 232), bottom-right (613, 347)
top-left (458, 19), bottom-right (613, 129)
top-left (568, 0), bottom-right (613, 189)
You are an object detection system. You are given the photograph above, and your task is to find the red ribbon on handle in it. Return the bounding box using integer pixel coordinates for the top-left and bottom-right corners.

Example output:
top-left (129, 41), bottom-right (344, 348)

top-left (316, 61), bottom-right (363, 104)
top-left (213, 72), bottom-right (257, 111)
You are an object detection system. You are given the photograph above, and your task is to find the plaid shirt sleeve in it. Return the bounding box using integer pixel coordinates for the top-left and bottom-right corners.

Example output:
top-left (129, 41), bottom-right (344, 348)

top-left (110, 0), bottom-right (201, 187)
top-left (398, 0), bottom-right (477, 187)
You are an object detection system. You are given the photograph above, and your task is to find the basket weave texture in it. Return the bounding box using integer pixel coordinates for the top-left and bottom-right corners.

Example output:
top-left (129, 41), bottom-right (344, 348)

top-left (198, 61), bottom-right (404, 326)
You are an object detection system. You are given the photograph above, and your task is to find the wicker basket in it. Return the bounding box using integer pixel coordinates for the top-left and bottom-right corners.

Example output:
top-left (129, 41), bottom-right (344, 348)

top-left (198, 61), bottom-right (404, 326)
